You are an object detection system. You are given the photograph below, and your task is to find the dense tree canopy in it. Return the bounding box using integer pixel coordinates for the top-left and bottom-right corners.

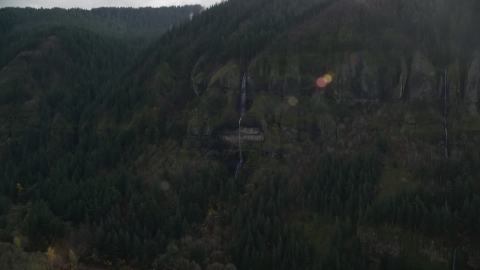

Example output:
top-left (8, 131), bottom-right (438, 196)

top-left (1, 0), bottom-right (480, 269)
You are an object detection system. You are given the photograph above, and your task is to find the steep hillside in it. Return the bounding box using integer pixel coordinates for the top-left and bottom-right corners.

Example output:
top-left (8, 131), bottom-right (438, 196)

top-left (0, 7), bottom-right (201, 268)
top-left (2, 0), bottom-right (480, 269)
top-left (0, 5), bottom-right (202, 143)
top-left (0, 5), bottom-right (202, 68)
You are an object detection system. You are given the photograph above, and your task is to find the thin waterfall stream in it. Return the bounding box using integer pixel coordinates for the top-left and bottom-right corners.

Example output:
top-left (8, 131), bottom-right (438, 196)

top-left (235, 73), bottom-right (247, 177)
top-left (444, 69), bottom-right (448, 158)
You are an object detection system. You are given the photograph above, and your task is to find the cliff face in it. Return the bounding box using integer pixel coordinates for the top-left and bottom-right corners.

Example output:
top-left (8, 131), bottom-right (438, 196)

top-left (247, 57), bottom-right (302, 98)
top-left (176, 0), bottom-right (480, 160)
top-left (395, 60), bottom-right (409, 100)
top-left (408, 52), bottom-right (437, 101)
top-left (185, 49), bottom-right (480, 151)
top-left (221, 127), bottom-right (265, 145)
top-left (6, 2), bottom-right (480, 269)
top-left (122, 0), bottom-right (480, 268)
top-left (335, 52), bottom-right (379, 103)
top-left (447, 61), bottom-right (461, 103)
top-left (465, 53), bottom-right (480, 116)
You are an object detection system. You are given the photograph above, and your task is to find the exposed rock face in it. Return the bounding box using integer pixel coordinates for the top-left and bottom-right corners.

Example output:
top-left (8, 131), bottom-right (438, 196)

top-left (419, 242), bottom-right (447, 263)
top-left (437, 73), bottom-right (444, 102)
top-left (357, 227), bottom-right (402, 256)
top-left (191, 72), bottom-right (205, 96)
top-left (187, 111), bottom-right (213, 137)
top-left (281, 62), bottom-right (301, 97)
top-left (221, 127), bottom-right (265, 144)
top-left (336, 52), bottom-right (379, 103)
top-left (447, 61), bottom-right (461, 102)
top-left (408, 52), bottom-right (436, 101)
top-left (281, 126), bottom-right (299, 141)
top-left (219, 70), bottom-right (240, 90)
top-left (394, 60), bottom-right (408, 99)
top-left (404, 115), bottom-right (416, 125)
top-left (465, 53), bottom-right (480, 116)
top-left (266, 67), bottom-right (280, 94)
top-left (208, 61), bottom-right (241, 90)
top-left (317, 114), bottom-right (337, 143)
top-left (356, 227), bottom-right (377, 243)
top-left (248, 57), bottom-right (301, 97)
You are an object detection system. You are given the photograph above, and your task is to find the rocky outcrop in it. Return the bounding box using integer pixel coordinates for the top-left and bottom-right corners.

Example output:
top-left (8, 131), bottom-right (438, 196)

top-left (247, 57), bottom-right (301, 97)
top-left (317, 114), bottom-right (337, 143)
top-left (335, 52), bottom-right (379, 103)
top-left (219, 71), bottom-right (240, 90)
top-left (208, 61), bottom-right (241, 90)
top-left (394, 60), bottom-right (408, 99)
top-left (357, 227), bottom-right (377, 243)
top-left (465, 53), bottom-right (480, 116)
top-left (419, 242), bottom-right (447, 263)
top-left (187, 110), bottom-right (213, 137)
top-left (191, 72), bottom-right (205, 96)
top-left (281, 126), bottom-right (299, 141)
top-left (221, 127), bottom-right (265, 144)
top-left (447, 61), bottom-right (461, 102)
top-left (408, 52), bottom-right (436, 101)
top-left (404, 115), bottom-right (416, 125)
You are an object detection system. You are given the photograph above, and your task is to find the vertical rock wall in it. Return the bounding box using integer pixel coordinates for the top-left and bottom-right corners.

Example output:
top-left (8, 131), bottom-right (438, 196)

top-left (465, 54), bottom-right (480, 116)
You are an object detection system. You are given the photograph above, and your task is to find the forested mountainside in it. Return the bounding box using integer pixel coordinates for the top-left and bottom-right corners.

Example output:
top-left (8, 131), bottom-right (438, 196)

top-left (0, 5), bottom-right (203, 68)
top-left (2, 0), bottom-right (480, 269)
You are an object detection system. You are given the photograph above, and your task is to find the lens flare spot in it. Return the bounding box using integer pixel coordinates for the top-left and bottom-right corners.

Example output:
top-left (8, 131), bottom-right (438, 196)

top-left (324, 74), bottom-right (333, 83)
top-left (288, 96), bottom-right (298, 106)
top-left (316, 77), bottom-right (327, 88)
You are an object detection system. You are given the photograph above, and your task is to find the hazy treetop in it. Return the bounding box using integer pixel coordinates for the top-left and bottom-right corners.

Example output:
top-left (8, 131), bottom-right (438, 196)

top-left (0, 0), bottom-right (221, 9)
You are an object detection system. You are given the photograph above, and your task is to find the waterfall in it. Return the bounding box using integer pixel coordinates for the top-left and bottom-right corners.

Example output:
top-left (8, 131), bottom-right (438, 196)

top-left (235, 73), bottom-right (247, 177)
top-left (444, 69), bottom-right (448, 158)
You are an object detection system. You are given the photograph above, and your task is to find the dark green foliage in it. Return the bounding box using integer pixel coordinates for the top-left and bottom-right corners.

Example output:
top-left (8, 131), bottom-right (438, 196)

top-left (228, 174), bottom-right (315, 270)
top-left (26, 200), bottom-right (67, 240)
top-left (189, 244), bottom-right (206, 264)
top-left (1, 0), bottom-right (480, 269)
top-left (0, 5), bottom-right (202, 267)
top-left (0, 6), bottom-right (202, 68)
top-left (376, 136), bottom-right (391, 154)
top-left (305, 151), bottom-right (381, 223)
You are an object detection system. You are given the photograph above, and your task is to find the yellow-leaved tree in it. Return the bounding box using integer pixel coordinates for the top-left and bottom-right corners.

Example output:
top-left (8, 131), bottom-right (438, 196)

top-left (13, 236), bottom-right (22, 249)
top-left (16, 183), bottom-right (24, 192)
top-left (45, 247), bottom-right (55, 264)
top-left (69, 249), bottom-right (78, 270)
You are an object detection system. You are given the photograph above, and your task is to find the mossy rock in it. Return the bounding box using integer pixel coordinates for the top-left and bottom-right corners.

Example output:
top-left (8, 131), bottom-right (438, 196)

top-left (192, 72), bottom-right (205, 84)
top-left (280, 111), bottom-right (300, 128)
top-left (280, 143), bottom-right (302, 155)
top-left (187, 112), bottom-right (204, 136)
top-left (447, 60), bottom-right (461, 100)
top-left (408, 52), bottom-right (437, 101)
top-left (317, 114), bottom-right (337, 141)
top-left (244, 91), bottom-right (284, 125)
top-left (188, 87), bottom-right (240, 136)
top-left (208, 60), bottom-right (240, 90)
top-left (309, 92), bottom-right (329, 114)
top-left (260, 139), bottom-right (277, 154)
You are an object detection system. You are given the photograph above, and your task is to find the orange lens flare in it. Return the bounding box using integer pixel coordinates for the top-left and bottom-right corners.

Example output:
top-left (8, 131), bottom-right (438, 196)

top-left (316, 77), bottom-right (327, 88)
